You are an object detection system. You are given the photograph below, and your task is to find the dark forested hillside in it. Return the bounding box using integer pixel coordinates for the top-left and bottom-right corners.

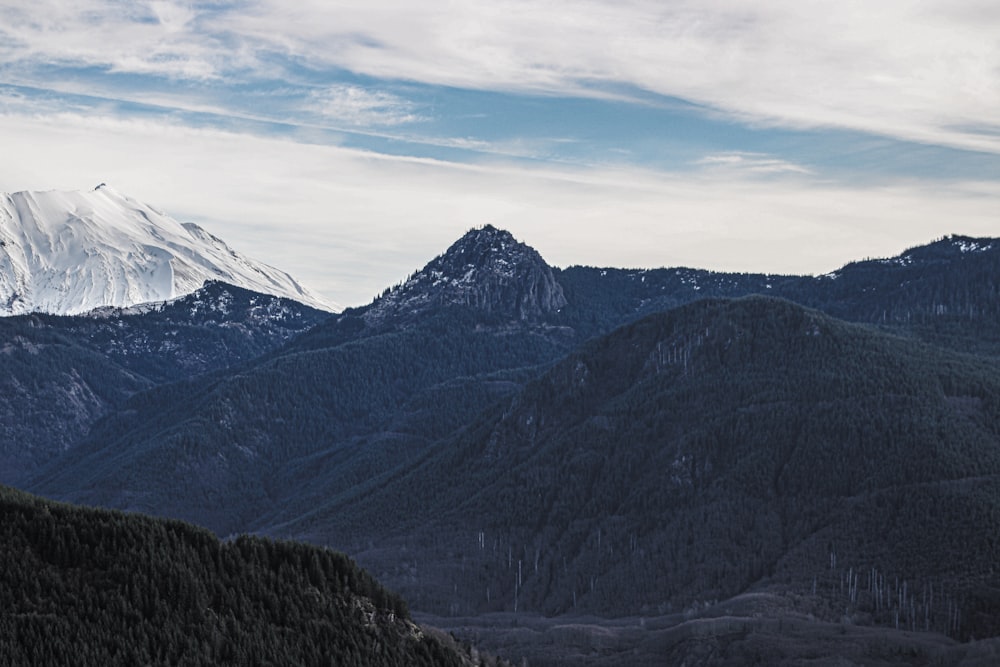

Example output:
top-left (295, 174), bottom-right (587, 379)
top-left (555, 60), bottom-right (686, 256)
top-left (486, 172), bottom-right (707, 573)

top-left (280, 297), bottom-right (1000, 642)
top-left (0, 485), bottom-right (493, 667)
top-left (41, 280), bottom-right (332, 383)
top-left (30, 232), bottom-right (1000, 532)
top-left (26, 228), bottom-right (581, 532)
top-left (28, 305), bottom-right (574, 534)
top-left (0, 320), bottom-right (151, 485)
top-left (0, 282), bottom-right (329, 487)
top-left (556, 234), bottom-right (1000, 355)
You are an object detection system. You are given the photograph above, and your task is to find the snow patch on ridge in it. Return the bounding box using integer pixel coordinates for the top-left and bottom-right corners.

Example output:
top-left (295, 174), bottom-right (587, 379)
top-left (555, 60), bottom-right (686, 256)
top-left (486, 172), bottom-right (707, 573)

top-left (954, 239), bottom-right (993, 253)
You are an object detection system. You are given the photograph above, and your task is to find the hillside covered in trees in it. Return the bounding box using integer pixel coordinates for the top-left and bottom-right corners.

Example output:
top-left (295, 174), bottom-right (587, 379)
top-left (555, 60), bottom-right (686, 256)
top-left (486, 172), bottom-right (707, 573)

top-left (27, 232), bottom-right (1000, 535)
top-left (281, 297), bottom-right (1000, 642)
top-left (0, 282), bottom-right (329, 487)
top-left (0, 485), bottom-right (497, 666)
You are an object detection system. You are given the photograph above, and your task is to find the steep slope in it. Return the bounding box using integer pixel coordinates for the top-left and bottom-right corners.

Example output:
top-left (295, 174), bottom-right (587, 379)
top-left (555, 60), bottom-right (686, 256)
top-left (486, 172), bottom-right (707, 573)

top-left (0, 485), bottom-right (495, 667)
top-left (0, 281), bottom-right (329, 487)
top-left (281, 297), bottom-right (1000, 641)
top-left (787, 234), bottom-right (1000, 355)
top-left (0, 185), bottom-right (335, 314)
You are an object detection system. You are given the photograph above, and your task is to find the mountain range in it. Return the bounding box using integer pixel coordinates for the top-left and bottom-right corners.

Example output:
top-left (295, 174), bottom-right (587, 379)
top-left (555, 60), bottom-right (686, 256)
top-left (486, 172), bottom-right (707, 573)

top-left (3, 193), bottom-right (1000, 665)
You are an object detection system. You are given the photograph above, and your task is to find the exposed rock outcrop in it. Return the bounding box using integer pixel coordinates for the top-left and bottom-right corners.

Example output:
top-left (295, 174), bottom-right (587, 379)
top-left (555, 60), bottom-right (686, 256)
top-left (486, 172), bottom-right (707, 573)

top-left (364, 225), bottom-right (566, 325)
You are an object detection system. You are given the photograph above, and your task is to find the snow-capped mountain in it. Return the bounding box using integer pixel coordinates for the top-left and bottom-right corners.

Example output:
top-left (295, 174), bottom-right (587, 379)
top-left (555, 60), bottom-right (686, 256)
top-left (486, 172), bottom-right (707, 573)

top-left (0, 185), bottom-right (336, 315)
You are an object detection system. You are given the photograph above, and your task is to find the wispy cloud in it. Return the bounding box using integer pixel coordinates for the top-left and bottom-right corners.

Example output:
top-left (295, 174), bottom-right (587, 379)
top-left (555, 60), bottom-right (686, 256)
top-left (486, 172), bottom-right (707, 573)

top-left (0, 0), bottom-right (226, 80)
top-left (696, 152), bottom-right (812, 175)
top-left (311, 85), bottom-right (422, 127)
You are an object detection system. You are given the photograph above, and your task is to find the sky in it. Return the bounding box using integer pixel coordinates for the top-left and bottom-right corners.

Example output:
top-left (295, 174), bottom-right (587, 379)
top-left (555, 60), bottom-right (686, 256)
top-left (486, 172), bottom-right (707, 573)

top-left (1, 1), bottom-right (998, 308)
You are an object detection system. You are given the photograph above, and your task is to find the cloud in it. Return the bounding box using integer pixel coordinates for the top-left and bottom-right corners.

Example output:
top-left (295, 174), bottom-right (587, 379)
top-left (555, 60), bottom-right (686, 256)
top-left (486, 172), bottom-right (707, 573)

top-left (0, 0), bottom-right (227, 80)
top-left (696, 152), bottom-right (812, 175)
top-left (311, 85), bottom-right (422, 126)
top-left (1, 110), bottom-right (997, 308)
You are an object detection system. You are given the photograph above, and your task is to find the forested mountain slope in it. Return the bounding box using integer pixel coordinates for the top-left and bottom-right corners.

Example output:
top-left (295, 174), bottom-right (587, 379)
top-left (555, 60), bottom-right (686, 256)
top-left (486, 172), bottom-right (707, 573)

top-left (0, 485), bottom-right (494, 667)
top-left (25, 232), bottom-right (1000, 544)
top-left (28, 228), bottom-right (578, 533)
top-left (281, 297), bottom-right (1000, 641)
top-left (0, 319), bottom-right (150, 485)
top-left (0, 282), bottom-right (329, 487)
top-left (36, 280), bottom-right (332, 383)
top-left (556, 234), bottom-right (1000, 355)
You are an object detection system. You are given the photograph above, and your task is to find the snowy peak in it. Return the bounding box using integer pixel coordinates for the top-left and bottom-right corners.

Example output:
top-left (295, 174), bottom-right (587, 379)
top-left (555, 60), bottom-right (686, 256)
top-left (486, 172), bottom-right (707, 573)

top-left (0, 187), bottom-right (337, 315)
top-left (365, 224), bottom-right (566, 324)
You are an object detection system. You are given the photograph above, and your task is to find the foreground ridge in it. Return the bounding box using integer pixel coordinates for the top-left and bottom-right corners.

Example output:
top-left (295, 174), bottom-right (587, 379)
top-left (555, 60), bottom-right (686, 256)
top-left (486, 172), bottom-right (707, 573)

top-left (0, 485), bottom-right (497, 666)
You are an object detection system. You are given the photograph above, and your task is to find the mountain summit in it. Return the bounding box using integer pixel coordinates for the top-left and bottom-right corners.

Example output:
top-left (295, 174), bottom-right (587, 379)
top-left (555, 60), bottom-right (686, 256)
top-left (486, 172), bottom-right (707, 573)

top-left (364, 225), bottom-right (566, 324)
top-left (0, 186), bottom-right (336, 315)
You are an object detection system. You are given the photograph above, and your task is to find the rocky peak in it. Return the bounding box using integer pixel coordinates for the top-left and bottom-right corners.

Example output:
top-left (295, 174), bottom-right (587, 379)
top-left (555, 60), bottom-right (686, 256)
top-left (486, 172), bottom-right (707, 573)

top-left (437, 224), bottom-right (520, 270)
top-left (364, 225), bottom-right (567, 324)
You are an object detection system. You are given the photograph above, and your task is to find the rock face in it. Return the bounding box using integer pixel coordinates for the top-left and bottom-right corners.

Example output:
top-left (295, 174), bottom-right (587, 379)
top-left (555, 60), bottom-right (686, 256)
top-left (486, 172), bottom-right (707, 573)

top-left (364, 225), bottom-right (566, 325)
